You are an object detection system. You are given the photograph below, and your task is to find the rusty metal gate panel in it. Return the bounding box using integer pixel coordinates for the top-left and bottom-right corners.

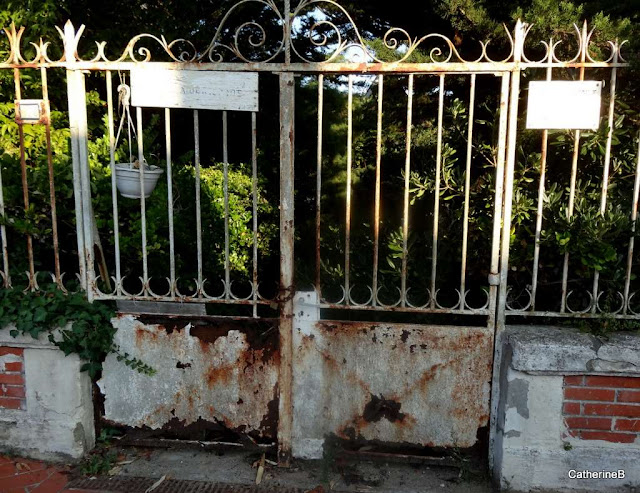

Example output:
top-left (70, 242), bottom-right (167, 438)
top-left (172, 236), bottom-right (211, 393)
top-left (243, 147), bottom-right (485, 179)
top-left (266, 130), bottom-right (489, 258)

top-left (293, 321), bottom-right (493, 450)
top-left (99, 314), bottom-right (280, 442)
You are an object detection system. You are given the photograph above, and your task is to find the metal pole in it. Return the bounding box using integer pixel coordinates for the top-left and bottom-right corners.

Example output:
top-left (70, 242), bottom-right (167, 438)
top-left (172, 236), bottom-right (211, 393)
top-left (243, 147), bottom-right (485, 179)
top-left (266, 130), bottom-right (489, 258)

top-left (277, 72), bottom-right (295, 466)
top-left (63, 21), bottom-right (89, 294)
top-left (489, 19), bottom-right (526, 474)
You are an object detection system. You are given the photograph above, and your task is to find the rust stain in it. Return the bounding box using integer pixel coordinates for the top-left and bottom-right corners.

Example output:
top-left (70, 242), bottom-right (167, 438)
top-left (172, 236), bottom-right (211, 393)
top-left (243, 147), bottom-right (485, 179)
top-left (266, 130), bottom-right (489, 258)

top-left (205, 364), bottom-right (234, 388)
top-left (117, 316), bottom-right (281, 440)
top-left (336, 394), bottom-right (417, 441)
top-left (258, 386), bottom-right (279, 438)
top-left (362, 395), bottom-right (406, 423)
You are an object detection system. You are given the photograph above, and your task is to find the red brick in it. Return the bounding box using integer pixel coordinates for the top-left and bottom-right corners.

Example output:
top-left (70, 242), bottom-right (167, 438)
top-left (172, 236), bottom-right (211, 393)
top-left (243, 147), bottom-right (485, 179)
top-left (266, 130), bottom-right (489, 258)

top-left (563, 402), bottom-right (581, 415)
top-left (585, 376), bottom-right (640, 389)
top-left (3, 362), bottom-right (22, 372)
top-left (578, 431), bottom-right (637, 443)
top-left (0, 386), bottom-right (25, 398)
top-left (565, 417), bottom-right (612, 430)
top-left (614, 419), bottom-right (640, 432)
top-left (0, 347), bottom-right (22, 356)
top-left (0, 374), bottom-right (23, 385)
top-left (0, 397), bottom-right (23, 410)
top-left (564, 387), bottom-right (615, 402)
top-left (584, 403), bottom-right (640, 417)
top-left (618, 390), bottom-right (640, 403)
top-left (564, 376), bottom-right (584, 386)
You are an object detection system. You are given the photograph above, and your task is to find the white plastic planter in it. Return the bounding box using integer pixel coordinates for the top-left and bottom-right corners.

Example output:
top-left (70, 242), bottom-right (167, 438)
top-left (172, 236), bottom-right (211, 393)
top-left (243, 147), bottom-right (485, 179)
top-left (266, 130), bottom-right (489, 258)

top-left (114, 163), bottom-right (164, 199)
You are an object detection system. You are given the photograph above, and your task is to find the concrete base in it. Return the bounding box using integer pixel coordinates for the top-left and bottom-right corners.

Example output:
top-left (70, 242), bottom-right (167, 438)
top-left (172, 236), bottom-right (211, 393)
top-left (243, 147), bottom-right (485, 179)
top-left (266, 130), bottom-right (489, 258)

top-left (494, 326), bottom-right (640, 491)
top-left (0, 328), bottom-right (95, 461)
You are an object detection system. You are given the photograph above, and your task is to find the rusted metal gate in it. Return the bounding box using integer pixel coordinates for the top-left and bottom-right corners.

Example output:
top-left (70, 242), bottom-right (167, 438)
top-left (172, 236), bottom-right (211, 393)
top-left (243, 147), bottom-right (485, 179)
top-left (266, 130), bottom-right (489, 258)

top-left (0, 0), bottom-right (631, 466)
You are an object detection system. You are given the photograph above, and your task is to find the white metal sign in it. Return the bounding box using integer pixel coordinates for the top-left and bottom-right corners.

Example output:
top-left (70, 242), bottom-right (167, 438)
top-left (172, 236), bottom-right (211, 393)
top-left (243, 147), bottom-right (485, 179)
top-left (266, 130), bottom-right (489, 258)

top-left (130, 68), bottom-right (259, 112)
top-left (15, 99), bottom-right (49, 124)
top-left (526, 81), bottom-right (602, 130)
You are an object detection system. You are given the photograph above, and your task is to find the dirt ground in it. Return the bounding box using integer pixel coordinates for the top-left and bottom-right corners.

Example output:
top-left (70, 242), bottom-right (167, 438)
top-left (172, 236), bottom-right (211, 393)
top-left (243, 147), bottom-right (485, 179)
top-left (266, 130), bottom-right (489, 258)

top-left (105, 446), bottom-right (494, 493)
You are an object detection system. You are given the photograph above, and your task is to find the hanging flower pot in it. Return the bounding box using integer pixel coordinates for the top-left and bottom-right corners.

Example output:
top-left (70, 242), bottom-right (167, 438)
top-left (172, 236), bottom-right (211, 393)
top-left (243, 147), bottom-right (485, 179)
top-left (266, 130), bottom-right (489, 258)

top-left (112, 83), bottom-right (163, 199)
top-left (115, 160), bottom-right (164, 199)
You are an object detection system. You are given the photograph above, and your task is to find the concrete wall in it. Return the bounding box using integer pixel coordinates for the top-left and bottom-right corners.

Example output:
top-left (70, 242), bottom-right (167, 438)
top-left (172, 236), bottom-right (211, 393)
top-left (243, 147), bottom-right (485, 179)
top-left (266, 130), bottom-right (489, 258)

top-left (0, 328), bottom-right (95, 461)
top-left (494, 326), bottom-right (640, 491)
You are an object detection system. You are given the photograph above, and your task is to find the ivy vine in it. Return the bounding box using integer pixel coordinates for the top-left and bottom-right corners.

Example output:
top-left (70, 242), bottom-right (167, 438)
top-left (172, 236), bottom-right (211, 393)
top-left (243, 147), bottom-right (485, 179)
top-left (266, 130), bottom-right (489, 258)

top-left (0, 284), bottom-right (155, 378)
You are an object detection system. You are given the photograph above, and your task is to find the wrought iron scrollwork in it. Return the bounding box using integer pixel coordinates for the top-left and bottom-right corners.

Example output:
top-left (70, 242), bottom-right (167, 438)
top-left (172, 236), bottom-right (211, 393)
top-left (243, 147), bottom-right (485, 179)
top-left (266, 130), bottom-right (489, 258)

top-left (0, 2), bottom-right (629, 66)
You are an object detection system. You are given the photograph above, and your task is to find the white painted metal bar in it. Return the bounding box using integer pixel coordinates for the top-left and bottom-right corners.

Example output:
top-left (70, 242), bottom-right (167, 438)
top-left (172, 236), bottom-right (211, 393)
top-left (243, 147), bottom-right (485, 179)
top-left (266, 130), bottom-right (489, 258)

top-left (497, 20), bottom-right (525, 330)
top-left (460, 74), bottom-right (476, 310)
top-left (0, 103), bottom-right (8, 287)
top-left (487, 72), bottom-right (511, 328)
top-left (315, 74), bottom-right (323, 301)
top-left (76, 71), bottom-right (94, 298)
top-left (591, 47), bottom-right (619, 312)
top-left (136, 106), bottom-right (148, 295)
top-left (623, 133), bottom-right (640, 314)
top-left (430, 74), bottom-right (445, 309)
top-left (372, 74), bottom-right (383, 307)
top-left (560, 23), bottom-right (588, 313)
top-left (64, 65), bottom-right (87, 291)
top-left (344, 74), bottom-right (353, 304)
top-left (194, 110), bottom-right (203, 296)
top-left (530, 49), bottom-right (553, 311)
top-left (106, 71), bottom-right (121, 295)
top-left (223, 110), bottom-right (231, 299)
top-left (401, 74), bottom-right (413, 307)
top-left (251, 111), bottom-right (258, 318)
top-left (165, 108), bottom-right (176, 297)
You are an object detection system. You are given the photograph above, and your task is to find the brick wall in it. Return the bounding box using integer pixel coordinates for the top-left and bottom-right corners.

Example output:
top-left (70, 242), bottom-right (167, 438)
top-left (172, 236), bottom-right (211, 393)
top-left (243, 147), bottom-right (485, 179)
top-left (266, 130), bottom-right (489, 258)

top-left (563, 375), bottom-right (640, 443)
top-left (0, 347), bottom-right (26, 410)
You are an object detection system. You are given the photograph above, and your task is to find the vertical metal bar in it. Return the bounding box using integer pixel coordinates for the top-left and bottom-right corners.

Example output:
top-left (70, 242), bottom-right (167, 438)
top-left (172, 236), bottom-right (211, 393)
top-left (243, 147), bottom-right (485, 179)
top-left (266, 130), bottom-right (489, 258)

top-left (0, 92), bottom-right (8, 286)
top-left (530, 48), bottom-right (553, 311)
top-left (460, 74), bottom-right (476, 310)
top-left (13, 69), bottom-right (36, 291)
top-left (401, 74), bottom-right (413, 307)
top-left (223, 110), bottom-right (230, 299)
top-left (591, 47), bottom-right (619, 313)
top-left (41, 67), bottom-right (62, 290)
top-left (251, 111), bottom-right (258, 318)
top-left (277, 73), bottom-right (295, 466)
top-left (430, 74), bottom-right (445, 308)
top-left (315, 75), bottom-right (323, 300)
top-left (624, 132), bottom-right (640, 314)
top-left (561, 21), bottom-right (588, 313)
top-left (372, 74), bottom-right (383, 307)
top-left (63, 23), bottom-right (88, 293)
top-left (77, 72), bottom-right (94, 298)
top-left (283, 0), bottom-right (291, 65)
top-left (106, 71), bottom-right (121, 295)
top-left (488, 72), bottom-right (511, 327)
top-left (498, 60), bottom-right (523, 327)
top-left (165, 108), bottom-right (176, 297)
top-left (136, 106), bottom-right (148, 295)
top-left (194, 110), bottom-right (203, 296)
top-left (344, 74), bottom-right (353, 304)
top-left (599, 48), bottom-right (619, 215)
top-left (490, 21), bottom-right (526, 476)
